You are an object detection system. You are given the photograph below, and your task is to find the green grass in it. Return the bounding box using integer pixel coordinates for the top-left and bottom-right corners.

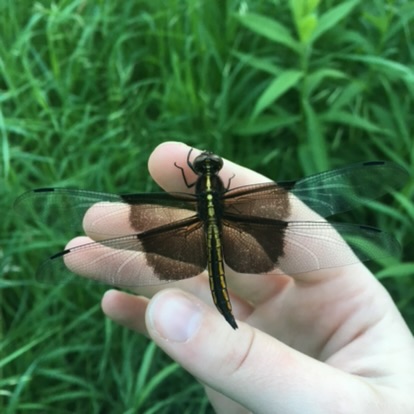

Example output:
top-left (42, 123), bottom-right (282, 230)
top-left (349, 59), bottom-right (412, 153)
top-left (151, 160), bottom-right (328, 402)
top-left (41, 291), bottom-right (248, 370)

top-left (1, 0), bottom-right (414, 412)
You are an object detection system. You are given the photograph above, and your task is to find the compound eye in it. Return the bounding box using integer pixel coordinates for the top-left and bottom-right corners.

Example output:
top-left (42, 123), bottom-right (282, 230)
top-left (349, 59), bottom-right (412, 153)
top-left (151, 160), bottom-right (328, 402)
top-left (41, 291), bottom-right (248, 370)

top-left (192, 153), bottom-right (208, 173)
top-left (210, 154), bottom-right (223, 170)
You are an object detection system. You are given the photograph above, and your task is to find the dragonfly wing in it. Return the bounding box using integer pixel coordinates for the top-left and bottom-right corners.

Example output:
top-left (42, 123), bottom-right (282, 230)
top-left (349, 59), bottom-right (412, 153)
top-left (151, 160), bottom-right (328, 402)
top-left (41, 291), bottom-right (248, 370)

top-left (15, 188), bottom-right (198, 238)
top-left (38, 216), bottom-right (207, 286)
top-left (279, 161), bottom-right (408, 217)
top-left (223, 161), bottom-right (408, 220)
top-left (222, 216), bottom-right (400, 275)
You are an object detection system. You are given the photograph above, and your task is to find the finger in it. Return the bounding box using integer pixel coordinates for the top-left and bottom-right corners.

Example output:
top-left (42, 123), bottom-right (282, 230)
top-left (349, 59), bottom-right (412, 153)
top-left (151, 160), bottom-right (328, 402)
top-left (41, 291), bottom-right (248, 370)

top-left (82, 202), bottom-right (136, 240)
top-left (101, 289), bottom-right (149, 334)
top-left (100, 289), bottom-right (253, 338)
top-left (66, 236), bottom-right (253, 323)
top-left (205, 387), bottom-right (249, 414)
top-left (145, 289), bottom-right (379, 414)
top-left (148, 141), bottom-right (271, 192)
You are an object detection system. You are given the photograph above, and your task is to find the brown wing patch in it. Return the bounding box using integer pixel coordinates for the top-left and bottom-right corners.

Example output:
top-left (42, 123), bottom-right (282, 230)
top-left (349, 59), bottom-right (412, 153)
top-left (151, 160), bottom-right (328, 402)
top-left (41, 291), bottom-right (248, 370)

top-left (126, 193), bottom-right (197, 233)
top-left (140, 217), bottom-right (207, 280)
top-left (222, 216), bottom-right (287, 274)
top-left (223, 183), bottom-right (291, 220)
top-left (129, 204), bottom-right (197, 232)
top-left (43, 218), bottom-right (207, 287)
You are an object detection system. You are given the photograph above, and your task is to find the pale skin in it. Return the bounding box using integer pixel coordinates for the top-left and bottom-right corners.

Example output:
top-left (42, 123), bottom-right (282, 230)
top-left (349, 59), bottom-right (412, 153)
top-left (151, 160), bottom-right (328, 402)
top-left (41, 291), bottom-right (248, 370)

top-left (69, 142), bottom-right (414, 413)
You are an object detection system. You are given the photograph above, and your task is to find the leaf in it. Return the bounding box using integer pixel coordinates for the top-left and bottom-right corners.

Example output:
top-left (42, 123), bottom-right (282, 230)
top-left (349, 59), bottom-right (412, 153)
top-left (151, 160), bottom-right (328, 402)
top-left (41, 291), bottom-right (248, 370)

top-left (321, 110), bottom-right (385, 134)
top-left (343, 54), bottom-right (414, 81)
top-left (235, 12), bottom-right (300, 52)
top-left (302, 99), bottom-right (329, 171)
top-left (297, 14), bottom-right (318, 42)
top-left (312, 0), bottom-right (359, 42)
top-left (232, 51), bottom-right (281, 76)
top-left (377, 263), bottom-right (414, 280)
top-left (393, 192), bottom-right (414, 222)
top-left (233, 115), bottom-right (300, 135)
top-left (328, 82), bottom-right (365, 111)
top-left (289, 0), bottom-right (320, 42)
top-left (252, 70), bottom-right (303, 117)
top-left (289, 0), bottom-right (320, 23)
top-left (304, 68), bottom-right (348, 97)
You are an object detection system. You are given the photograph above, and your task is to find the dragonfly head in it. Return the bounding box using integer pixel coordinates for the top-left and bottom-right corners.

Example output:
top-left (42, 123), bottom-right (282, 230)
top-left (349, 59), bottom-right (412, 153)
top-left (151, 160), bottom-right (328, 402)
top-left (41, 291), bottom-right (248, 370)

top-left (192, 151), bottom-right (224, 175)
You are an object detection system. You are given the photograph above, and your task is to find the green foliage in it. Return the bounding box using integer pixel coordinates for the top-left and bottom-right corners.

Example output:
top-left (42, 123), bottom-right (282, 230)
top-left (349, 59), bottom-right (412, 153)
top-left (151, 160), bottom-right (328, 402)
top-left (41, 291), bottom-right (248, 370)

top-left (1, 0), bottom-right (414, 412)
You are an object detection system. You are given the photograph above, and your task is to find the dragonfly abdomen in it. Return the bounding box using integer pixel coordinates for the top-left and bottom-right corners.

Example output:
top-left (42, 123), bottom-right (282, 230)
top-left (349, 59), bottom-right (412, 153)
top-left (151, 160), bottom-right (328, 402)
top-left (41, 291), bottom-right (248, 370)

top-left (206, 222), bottom-right (237, 329)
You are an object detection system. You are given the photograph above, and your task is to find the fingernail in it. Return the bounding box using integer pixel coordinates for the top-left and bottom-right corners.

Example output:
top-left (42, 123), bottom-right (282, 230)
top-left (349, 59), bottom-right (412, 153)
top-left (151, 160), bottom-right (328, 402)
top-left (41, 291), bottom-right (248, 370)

top-left (148, 291), bottom-right (202, 342)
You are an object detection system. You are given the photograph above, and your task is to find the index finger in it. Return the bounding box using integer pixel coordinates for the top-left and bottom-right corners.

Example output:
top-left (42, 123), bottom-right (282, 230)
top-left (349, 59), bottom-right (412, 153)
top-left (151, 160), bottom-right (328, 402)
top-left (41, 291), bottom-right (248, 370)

top-left (148, 141), bottom-right (272, 192)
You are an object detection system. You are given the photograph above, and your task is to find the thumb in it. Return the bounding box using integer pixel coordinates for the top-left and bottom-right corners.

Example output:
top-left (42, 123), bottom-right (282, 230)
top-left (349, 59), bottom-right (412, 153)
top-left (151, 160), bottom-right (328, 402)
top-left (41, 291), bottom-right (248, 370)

top-left (146, 289), bottom-right (375, 414)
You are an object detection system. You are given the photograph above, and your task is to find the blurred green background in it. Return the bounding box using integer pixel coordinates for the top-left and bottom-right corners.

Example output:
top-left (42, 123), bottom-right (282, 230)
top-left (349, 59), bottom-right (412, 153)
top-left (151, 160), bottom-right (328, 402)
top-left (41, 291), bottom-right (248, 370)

top-left (1, 0), bottom-right (414, 412)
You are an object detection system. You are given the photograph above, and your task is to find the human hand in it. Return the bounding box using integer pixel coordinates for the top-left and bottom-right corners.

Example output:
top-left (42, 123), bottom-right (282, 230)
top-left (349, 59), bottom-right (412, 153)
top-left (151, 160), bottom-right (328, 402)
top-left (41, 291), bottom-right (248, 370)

top-left (74, 142), bottom-right (414, 413)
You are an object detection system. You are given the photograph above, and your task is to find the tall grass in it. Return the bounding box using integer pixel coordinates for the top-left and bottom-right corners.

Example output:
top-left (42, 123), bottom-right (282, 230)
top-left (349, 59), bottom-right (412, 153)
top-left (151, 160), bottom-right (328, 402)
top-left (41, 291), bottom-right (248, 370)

top-left (1, 0), bottom-right (414, 412)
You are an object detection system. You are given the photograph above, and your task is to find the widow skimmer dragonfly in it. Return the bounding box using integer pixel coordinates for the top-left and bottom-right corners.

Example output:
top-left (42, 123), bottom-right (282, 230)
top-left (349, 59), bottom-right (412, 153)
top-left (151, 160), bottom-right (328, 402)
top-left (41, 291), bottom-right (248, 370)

top-left (15, 150), bottom-right (408, 329)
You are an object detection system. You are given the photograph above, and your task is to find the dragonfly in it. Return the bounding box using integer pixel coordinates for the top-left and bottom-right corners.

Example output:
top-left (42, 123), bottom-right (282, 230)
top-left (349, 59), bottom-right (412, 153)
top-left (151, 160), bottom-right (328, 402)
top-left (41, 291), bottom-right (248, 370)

top-left (15, 150), bottom-right (408, 329)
